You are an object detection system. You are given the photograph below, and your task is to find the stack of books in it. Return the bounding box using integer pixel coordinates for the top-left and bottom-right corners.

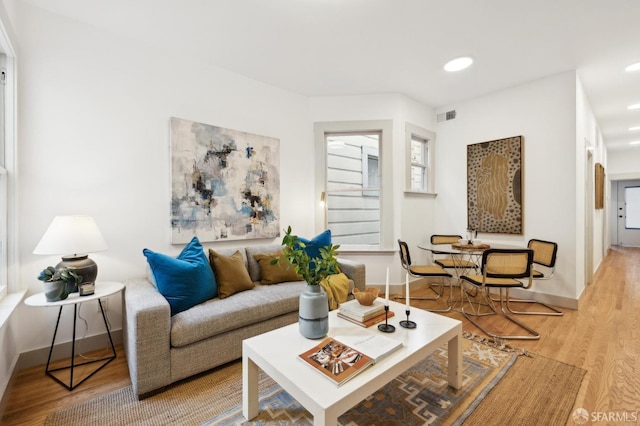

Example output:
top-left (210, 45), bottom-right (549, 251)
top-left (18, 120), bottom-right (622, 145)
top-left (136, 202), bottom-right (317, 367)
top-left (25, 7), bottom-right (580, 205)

top-left (337, 298), bottom-right (394, 327)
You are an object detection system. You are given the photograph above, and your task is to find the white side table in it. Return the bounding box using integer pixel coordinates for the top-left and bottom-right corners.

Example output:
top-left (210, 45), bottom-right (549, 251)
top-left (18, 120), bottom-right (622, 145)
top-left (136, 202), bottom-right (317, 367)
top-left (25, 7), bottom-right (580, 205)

top-left (24, 281), bottom-right (124, 391)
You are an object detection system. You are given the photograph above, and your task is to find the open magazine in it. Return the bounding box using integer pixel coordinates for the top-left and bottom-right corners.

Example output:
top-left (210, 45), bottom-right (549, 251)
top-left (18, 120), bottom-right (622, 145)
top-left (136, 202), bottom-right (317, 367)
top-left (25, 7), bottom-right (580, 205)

top-left (298, 334), bottom-right (402, 386)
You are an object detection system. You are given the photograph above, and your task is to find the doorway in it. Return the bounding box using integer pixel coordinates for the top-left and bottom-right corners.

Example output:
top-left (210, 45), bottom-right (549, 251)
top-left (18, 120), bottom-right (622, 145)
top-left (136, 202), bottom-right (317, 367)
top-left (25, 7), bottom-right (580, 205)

top-left (585, 149), bottom-right (594, 286)
top-left (616, 179), bottom-right (640, 247)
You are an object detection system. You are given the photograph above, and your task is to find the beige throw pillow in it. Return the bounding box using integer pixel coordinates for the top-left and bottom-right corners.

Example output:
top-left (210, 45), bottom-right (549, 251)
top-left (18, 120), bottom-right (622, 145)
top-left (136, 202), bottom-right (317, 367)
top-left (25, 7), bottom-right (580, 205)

top-left (253, 250), bottom-right (302, 285)
top-left (208, 249), bottom-right (254, 299)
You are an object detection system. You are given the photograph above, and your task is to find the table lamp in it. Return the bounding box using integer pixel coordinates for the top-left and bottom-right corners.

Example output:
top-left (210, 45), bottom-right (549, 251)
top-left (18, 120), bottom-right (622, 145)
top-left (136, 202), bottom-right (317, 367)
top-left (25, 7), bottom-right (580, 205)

top-left (33, 215), bottom-right (108, 295)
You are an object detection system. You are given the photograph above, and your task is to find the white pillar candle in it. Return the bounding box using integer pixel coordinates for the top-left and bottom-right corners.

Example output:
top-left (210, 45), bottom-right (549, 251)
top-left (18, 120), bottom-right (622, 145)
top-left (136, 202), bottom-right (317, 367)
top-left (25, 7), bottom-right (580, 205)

top-left (405, 272), bottom-right (410, 309)
top-left (385, 267), bottom-right (390, 306)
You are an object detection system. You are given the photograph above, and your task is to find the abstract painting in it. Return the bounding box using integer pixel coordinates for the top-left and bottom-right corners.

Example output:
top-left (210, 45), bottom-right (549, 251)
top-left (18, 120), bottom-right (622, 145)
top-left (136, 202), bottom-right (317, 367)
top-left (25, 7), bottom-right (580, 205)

top-left (170, 117), bottom-right (280, 243)
top-left (467, 136), bottom-right (523, 234)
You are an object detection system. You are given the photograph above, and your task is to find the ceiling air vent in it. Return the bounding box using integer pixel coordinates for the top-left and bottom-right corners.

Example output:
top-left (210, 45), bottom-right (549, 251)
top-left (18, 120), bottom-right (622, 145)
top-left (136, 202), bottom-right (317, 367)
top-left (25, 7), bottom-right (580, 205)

top-left (437, 110), bottom-right (456, 122)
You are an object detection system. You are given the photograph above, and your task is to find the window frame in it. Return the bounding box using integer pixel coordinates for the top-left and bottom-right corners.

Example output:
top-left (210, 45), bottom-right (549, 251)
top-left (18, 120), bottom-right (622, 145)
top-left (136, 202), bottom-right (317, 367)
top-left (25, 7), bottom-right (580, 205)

top-left (404, 122), bottom-right (436, 195)
top-left (314, 120), bottom-right (394, 252)
top-left (0, 14), bottom-right (18, 300)
top-left (625, 186), bottom-right (640, 229)
top-left (0, 166), bottom-right (6, 298)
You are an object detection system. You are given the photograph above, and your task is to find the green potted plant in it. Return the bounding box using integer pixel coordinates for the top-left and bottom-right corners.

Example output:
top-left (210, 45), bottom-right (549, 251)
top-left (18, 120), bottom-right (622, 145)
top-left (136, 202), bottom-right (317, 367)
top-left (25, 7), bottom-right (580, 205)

top-left (273, 226), bottom-right (340, 338)
top-left (37, 266), bottom-right (82, 302)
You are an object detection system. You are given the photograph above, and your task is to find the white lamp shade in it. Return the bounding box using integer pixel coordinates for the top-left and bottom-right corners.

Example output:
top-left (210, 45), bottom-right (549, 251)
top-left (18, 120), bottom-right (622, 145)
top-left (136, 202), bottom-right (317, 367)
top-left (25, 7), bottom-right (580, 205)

top-left (33, 215), bottom-right (108, 255)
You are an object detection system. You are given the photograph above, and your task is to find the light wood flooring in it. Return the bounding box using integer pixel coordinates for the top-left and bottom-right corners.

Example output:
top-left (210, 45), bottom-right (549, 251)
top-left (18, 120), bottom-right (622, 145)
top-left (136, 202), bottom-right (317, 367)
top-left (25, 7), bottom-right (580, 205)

top-left (1, 246), bottom-right (638, 425)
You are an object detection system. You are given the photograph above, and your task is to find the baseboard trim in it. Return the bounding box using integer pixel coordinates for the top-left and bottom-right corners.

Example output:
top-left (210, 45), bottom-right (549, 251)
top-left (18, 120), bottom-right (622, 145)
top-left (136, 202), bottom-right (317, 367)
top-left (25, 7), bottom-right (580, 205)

top-left (506, 288), bottom-right (578, 310)
top-left (16, 329), bottom-right (123, 370)
top-left (368, 282), bottom-right (578, 310)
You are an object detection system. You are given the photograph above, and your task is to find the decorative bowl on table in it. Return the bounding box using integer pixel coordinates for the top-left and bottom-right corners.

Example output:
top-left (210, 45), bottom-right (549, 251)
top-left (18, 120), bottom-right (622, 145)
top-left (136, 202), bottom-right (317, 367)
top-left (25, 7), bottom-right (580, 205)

top-left (352, 288), bottom-right (379, 306)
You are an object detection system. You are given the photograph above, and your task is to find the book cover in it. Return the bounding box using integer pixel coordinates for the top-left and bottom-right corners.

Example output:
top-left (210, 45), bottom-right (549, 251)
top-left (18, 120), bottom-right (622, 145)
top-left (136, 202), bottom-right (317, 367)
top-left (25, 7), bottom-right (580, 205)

top-left (333, 333), bottom-right (403, 362)
top-left (338, 299), bottom-right (385, 321)
top-left (298, 337), bottom-right (374, 386)
top-left (337, 310), bottom-right (395, 328)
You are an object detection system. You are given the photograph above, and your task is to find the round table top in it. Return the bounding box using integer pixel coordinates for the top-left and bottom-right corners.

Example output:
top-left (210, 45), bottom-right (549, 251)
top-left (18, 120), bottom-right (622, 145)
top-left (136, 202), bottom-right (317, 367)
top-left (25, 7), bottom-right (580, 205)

top-left (418, 242), bottom-right (523, 254)
top-left (24, 281), bottom-right (124, 307)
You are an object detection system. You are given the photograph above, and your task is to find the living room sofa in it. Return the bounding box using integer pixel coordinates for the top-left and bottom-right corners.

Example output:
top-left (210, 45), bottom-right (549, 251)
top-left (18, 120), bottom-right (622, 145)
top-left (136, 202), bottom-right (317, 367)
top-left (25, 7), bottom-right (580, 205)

top-left (123, 243), bottom-right (366, 398)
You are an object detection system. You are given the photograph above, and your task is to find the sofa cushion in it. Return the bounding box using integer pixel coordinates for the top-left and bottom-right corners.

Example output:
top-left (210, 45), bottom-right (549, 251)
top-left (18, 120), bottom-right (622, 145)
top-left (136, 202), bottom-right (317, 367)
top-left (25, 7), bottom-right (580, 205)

top-left (208, 249), bottom-right (254, 298)
top-left (170, 281), bottom-right (305, 347)
top-left (245, 244), bottom-right (283, 282)
top-left (143, 236), bottom-right (217, 315)
top-left (253, 250), bottom-right (301, 285)
top-left (298, 229), bottom-right (330, 258)
top-left (297, 229), bottom-right (337, 272)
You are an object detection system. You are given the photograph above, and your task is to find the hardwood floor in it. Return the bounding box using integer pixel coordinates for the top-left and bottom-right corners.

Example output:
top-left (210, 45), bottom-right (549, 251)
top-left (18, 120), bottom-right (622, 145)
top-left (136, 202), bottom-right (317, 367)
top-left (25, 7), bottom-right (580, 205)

top-left (1, 246), bottom-right (638, 425)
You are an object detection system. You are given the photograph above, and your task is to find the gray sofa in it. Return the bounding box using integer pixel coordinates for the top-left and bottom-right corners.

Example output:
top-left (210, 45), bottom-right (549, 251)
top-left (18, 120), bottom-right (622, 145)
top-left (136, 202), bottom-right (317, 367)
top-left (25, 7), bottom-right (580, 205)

top-left (123, 243), bottom-right (366, 398)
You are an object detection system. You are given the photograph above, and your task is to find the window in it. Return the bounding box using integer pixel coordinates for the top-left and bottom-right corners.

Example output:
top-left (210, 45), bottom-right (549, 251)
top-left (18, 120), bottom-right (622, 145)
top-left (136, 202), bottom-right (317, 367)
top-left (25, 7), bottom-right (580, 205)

top-left (326, 133), bottom-right (381, 245)
top-left (0, 32), bottom-right (17, 300)
top-left (0, 54), bottom-right (6, 299)
top-left (314, 120), bottom-right (393, 250)
top-left (410, 135), bottom-right (428, 191)
top-left (0, 168), bottom-right (6, 299)
top-left (405, 123), bottom-right (435, 194)
top-left (625, 186), bottom-right (640, 229)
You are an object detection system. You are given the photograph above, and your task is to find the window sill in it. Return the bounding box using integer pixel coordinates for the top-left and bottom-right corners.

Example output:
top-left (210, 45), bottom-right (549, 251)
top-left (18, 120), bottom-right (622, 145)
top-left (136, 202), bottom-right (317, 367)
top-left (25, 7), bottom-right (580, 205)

top-left (404, 190), bottom-right (438, 197)
top-left (337, 248), bottom-right (396, 255)
top-left (0, 290), bottom-right (27, 331)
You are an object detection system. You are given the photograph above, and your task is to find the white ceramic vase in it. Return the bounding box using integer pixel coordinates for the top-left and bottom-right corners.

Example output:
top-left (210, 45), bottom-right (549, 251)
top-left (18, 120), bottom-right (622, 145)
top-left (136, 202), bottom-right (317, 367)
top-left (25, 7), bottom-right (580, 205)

top-left (298, 284), bottom-right (329, 339)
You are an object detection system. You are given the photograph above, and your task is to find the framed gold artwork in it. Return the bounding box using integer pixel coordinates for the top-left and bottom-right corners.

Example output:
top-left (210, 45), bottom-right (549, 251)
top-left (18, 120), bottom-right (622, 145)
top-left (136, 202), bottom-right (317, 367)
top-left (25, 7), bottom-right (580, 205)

top-left (467, 135), bottom-right (523, 234)
top-left (595, 163), bottom-right (605, 210)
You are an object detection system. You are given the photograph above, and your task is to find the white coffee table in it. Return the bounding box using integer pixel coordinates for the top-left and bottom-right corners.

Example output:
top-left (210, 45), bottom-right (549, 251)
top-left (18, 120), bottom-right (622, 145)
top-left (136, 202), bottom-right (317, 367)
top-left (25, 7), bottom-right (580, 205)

top-left (243, 299), bottom-right (462, 425)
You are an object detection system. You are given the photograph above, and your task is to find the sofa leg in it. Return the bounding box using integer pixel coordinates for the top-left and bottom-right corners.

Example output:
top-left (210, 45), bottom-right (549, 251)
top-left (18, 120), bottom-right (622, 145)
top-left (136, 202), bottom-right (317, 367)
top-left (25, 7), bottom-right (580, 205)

top-left (137, 386), bottom-right (167, 400)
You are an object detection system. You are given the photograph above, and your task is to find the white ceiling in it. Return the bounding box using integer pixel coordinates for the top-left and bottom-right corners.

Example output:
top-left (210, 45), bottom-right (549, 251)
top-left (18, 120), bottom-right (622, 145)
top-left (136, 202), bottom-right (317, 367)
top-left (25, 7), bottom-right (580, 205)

top-left (23, 0), bottom-right (640, 151)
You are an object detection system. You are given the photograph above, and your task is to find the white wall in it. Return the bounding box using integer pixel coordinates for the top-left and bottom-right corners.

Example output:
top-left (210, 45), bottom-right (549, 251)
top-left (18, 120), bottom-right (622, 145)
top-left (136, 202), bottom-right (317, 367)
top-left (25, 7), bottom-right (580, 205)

top-left (434, 72), bottom-right (581, 303)
top-left (576, 77), bottom-right (608, 282)
top-left (309, 94), bottom-right (436, 287)
top-left (608, 149), bottom-right (640, 177)
top-left (13, 3), bottom-right (313, 355)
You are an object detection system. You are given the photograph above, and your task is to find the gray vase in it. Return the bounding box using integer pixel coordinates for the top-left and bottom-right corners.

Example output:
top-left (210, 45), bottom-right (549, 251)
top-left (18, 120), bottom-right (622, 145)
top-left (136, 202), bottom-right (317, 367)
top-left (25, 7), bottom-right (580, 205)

top-left (44, 280), bottom-right (69, 302)
top-left (299, 284), bottom-right (329, 339)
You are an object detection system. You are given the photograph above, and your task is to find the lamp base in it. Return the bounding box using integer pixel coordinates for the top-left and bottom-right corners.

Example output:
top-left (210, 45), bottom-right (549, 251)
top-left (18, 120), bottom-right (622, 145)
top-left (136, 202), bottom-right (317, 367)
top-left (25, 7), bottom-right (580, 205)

top-left (56, 254), bottom-right (98, 293)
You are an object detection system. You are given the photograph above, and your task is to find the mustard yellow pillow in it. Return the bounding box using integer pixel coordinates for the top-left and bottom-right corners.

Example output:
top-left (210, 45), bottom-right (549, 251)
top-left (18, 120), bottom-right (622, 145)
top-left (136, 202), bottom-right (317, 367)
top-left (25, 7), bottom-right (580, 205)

top-left (208, 249), bottom-right (254, 299)
top-left (253, 251), bottom-right (302, 285)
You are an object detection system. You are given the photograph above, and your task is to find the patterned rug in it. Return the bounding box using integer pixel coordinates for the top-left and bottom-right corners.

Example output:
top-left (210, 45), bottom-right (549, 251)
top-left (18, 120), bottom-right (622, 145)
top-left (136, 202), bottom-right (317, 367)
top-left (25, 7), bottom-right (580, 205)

top-left (205, 337), bottom-right (518, 425)
top-left (45, 335), bottom-right (584, 426)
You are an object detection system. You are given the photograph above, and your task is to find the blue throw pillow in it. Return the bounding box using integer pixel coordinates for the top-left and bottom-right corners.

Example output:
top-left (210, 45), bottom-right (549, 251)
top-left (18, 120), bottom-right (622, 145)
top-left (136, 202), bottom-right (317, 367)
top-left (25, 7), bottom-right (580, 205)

top-left (297, 229), bottom-right (332, 270)
top-left (143, 236), bottom-right (217, 315)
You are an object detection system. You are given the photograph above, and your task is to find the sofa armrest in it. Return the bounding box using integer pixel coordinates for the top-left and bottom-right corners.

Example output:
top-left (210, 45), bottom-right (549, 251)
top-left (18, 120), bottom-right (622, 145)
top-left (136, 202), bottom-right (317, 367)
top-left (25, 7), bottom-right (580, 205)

top-left (337, 258), bottom-right (366, 292)
top-left (123, 277), bottom-right (172, 398)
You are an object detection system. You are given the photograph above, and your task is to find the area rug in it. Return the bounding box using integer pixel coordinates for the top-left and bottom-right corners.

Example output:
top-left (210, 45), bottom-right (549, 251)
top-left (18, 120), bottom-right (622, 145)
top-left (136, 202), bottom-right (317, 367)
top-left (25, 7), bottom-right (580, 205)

top-left (44, 335), bottom-right (584, 426)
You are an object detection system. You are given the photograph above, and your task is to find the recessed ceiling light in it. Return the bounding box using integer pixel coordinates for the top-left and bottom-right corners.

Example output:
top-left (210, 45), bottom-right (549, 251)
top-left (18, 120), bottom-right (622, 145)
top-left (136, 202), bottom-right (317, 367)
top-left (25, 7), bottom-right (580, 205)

top-left (630, 141), bottom-right (640, 145)
top-left (625, 62), bottom-right (640, 72)
top-left (628, 104), bottom-right (640, 110)
top-left (630, 126), bottom-right (640, 131)
top-left (444, 57), bottom-right (473, 72)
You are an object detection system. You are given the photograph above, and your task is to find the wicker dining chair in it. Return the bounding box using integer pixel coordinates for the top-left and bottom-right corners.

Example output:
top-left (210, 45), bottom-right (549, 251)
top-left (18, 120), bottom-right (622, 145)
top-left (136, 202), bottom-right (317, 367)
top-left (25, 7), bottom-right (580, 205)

top-left (504, 239), bottom-right (563, 316)
top-left (430, 234), bottom-right (478, 271)
top-left (395, 239), bottom-right (453, 312)
top-left (461, 248), bottom-right (540, 340)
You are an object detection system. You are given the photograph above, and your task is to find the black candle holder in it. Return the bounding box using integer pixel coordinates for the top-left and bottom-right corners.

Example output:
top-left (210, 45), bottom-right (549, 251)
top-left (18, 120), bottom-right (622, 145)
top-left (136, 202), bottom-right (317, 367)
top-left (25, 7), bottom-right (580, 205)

top-left (377, 305), bottom-right (396, 333)
top-left (399, 309), bottom-right (417, 329)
